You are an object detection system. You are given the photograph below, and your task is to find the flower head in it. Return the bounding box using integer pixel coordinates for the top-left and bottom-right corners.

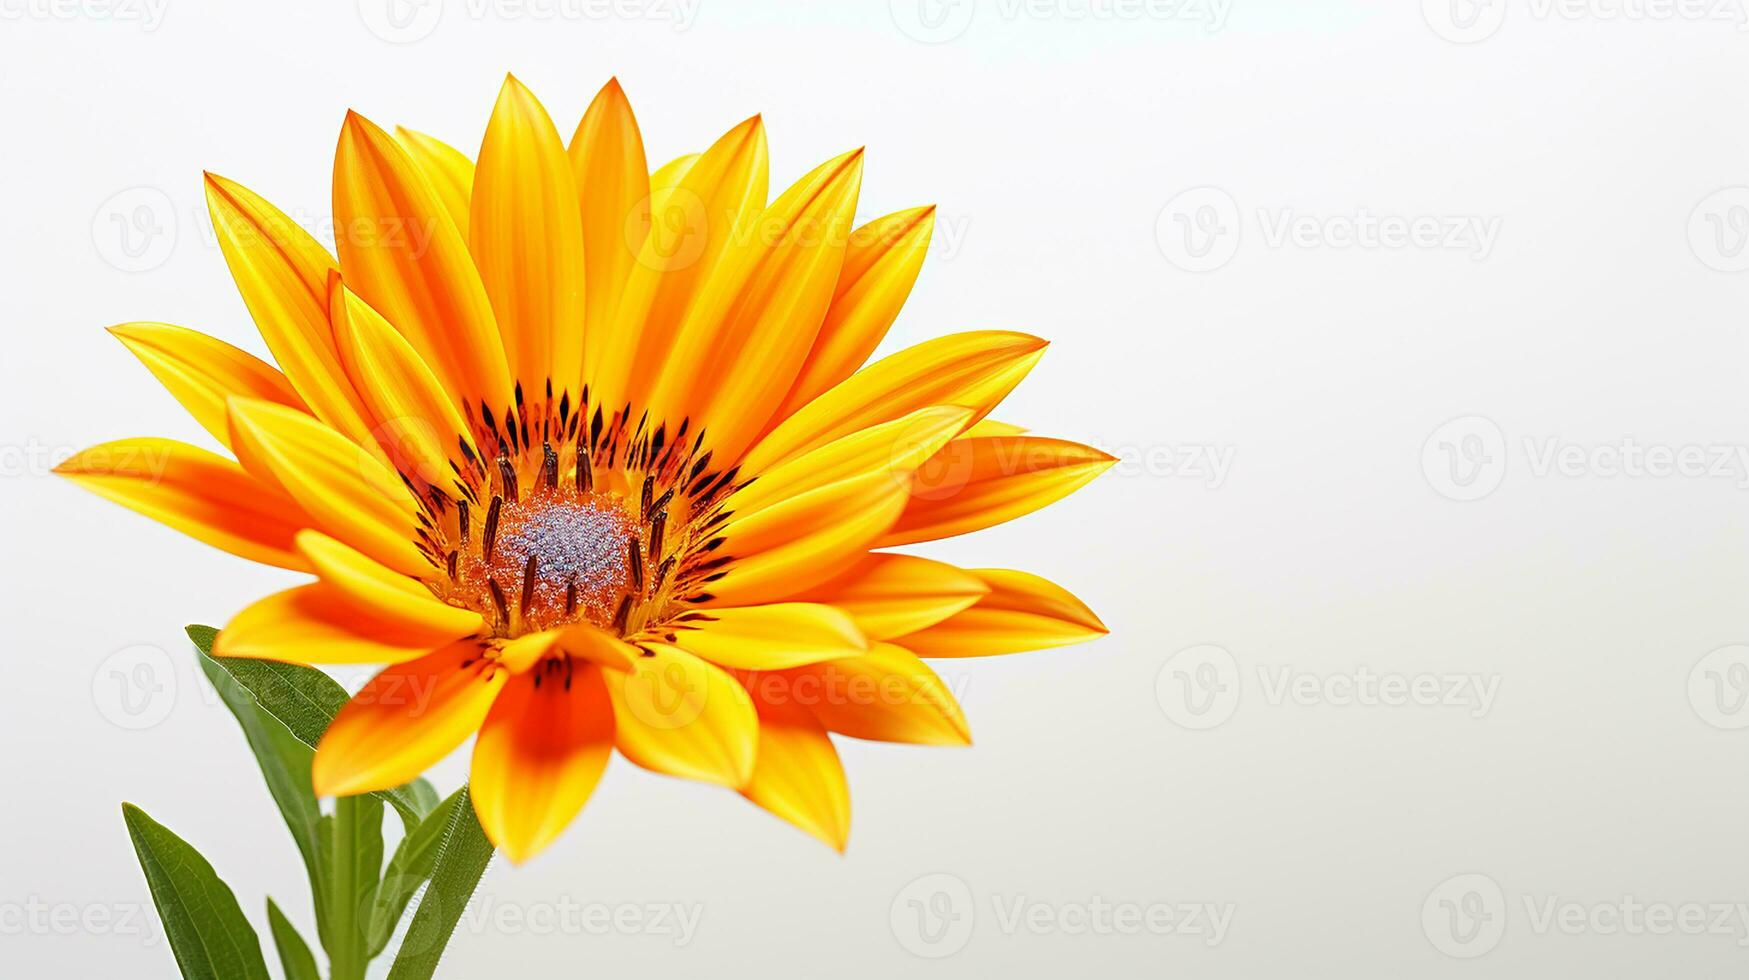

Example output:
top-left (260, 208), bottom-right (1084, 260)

top-left (60, 76), bottom-right (1112, 861)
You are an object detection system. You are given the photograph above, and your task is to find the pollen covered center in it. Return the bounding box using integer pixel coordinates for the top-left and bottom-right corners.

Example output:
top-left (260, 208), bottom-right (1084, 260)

top-left (492, 493), bottom-right (637, 623)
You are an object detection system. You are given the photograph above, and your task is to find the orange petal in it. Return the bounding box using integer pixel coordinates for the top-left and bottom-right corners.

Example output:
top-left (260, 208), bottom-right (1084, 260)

top-left (588, 115), bottom-right (766, 420)
top-left (741, 331), bottom-right (1047, 474)
top-left (882, 436), bottom-right (1115, 546)
top-left (214, 583), bottom-right (464, 665)
top-left (109, 322), bottom-right (305, 451)
top-left (313, 641), bottom-right (506, 796)
top-left (295, 530), bottom-right (481, 638)
top-left (962, 419), bottom-right (1027, 439)
top-left (739, 683), bottom-right (850, 851)
top-left (665, 603), bottom-right (866, 671)
top-left (395, 126), bottom-right (474, 239)
top-left (772, 206), bottom-right (935, 422)
top-left (782, 642), bottom-right (970, 746)
top-left (602, 642), bottom-right (756, 787)
top-left (472, 75), bottom-right (586, 409)
top-left (333, 110), bottom-right (512, 420)
top-left (204, 173), bottom-right (379, 447)
top-left (569, 77), bottom-right (651, 349)
top-left (496, 620), bottom-right (640, 674)
top-left (896, 569), bottom-right (1107, 658)
top-left (721, 405), bottom-right (970, 517)
top-left (55, 438), bottom-right (310, 571)
top-left (329, 283), bottom-right (478, 493)
top-left (650, 148), bottom-right (864, 466)
top-left (471, 660), bottom-right (613, 862)
top-left (793, 553), bottom-right (988, 640)
top-left (226, 397), bottom-right (430, 577)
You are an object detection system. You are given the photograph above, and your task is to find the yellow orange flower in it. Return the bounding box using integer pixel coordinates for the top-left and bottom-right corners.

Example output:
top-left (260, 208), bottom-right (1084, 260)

top-left (59, 76), bottom-right (1112, 861)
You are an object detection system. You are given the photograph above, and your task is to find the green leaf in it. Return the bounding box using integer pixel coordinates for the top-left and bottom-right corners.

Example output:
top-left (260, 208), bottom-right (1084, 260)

top-left (367, 788), bottom-right (465, 957)
top-left (386, 787), bottom-right (495, 980)
top-left (192, 635), bottom-right (320, 872)
top-left (188, 626), bottom-right (440, 828)
top-left (321, 794), bottom-right (385, 980)
top-left (266, 899), bottom-right (320, 980)
top-left (121, 803), bottom-right (271, 980)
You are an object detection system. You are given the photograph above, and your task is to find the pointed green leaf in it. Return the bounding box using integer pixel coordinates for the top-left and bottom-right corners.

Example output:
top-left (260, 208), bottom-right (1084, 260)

top-left (121, 803), bottom-right (270, 980)
top-left (266, 899), bottom-right (320, 980)
top-left (367, 788), bottom-right (465, 956)
top-left (386, 787), bottom-right (495, 980)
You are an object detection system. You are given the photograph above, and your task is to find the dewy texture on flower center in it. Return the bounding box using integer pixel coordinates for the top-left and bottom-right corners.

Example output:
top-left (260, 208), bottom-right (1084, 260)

top-left (57, 73), bottom-right (1116, 863)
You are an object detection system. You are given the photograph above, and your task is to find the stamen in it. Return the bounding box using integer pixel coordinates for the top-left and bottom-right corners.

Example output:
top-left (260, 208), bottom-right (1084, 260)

top-left (483, 495), bottom-right (503, 561)
top-left (498, 456), bottom-right (520, 502)
top-left (576, 449), bottom-right (594, 492)
top-left (457, 498), bottom-right (470, 545)
top-left (541, 443), bottom-right (558, 488)
top-left (487, 578), bottom-right (510, 624)
top-left (612, 594), bottom-right (633, 633)
top-left (649, 510), bottom-right (666, 560)
top-left (627, 535), bottom-right (644, 594)
top-left (520, 553), bottom-right (539, 618)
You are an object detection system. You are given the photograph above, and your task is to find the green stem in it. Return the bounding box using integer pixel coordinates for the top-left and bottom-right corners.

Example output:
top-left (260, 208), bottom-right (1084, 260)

top-left (386, 787), bottom-right (494, 980)
top-left (329, 796), bottom-right (368, 980)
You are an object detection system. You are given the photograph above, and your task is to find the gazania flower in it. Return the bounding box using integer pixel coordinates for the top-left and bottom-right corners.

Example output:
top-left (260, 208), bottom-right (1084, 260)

top-left (60, 76), bottom-right (1112, 861)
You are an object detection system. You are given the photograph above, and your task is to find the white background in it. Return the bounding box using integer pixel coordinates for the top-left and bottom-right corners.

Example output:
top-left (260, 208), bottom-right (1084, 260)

top-left (5, 0), bottom-right (1749, 976)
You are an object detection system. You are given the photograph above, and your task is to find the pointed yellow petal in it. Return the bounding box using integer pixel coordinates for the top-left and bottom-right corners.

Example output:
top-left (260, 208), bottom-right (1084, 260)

top-left (961, 418), bottom-right (1027, 439)
top-left (471, 662), bottom-right (613, 863)
top-left (55, 438), bottom-right (310, 571)
top-left (651, 149), bottom-right (864, 466)
top-left (665, 603), bottom-right (866, 671)
top-left (772, 206), bottom-right (935, 421)
top-left (109, 322), bottom-right (305, 451)
top-left (603, 642), bottom-right (756, 788)
top-left (204, 173), bottom-right (378, 447)
top-left (295, 530), bottom-right (481, 637)
top-left (330, 284), bottom-right (477, 493)
top-left (742, 331), bottom-right (1047, 474)
top-left (896, 569), bottom-right (1107, 658)
top-left (496, 620), bottom-right (640, 674)
top-left (226, 397), bottom-right (430, 577)
top-left (793, 554), bottom-right (988, 640)
top-left (740, 685), bottom-right (849, 851)
top-left (785, 642), bottom-right (970, 746)
top-left (882, 436), bottom-right (1115, 546)
top-left (588, 115), bottom-right (766, 418)
top-left (472, 76), bottom-right (585, 409)
top-left (313, 641), bottom-right (506, 796)
top-left (333, 110), bottom-right (512, 420)
top-left (214, 583), bottom-right (460, 665)
top-left (569, 77), bottom-right (651, 348)
top-left (723, 405), bottom-right (970, 517)
top-left (649, 152), bottom-right (697, 193)
top-left (395, 127), bottom-right (474, 239)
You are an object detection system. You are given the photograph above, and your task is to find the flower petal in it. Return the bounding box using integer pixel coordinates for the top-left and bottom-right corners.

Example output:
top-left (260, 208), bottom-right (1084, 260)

top-left (882, 436), bottom-right (1115, 546)
top-left (650, 148), bottom-right (864, 467)
top-left (471, 660), bottom-right (613, 863)
top-left (55, 438), bottom-right (310, 571)
top-left (204, 173), bottom-right (378, 447)
top-left (742, 330), bottom-right (1047, 474)
top-left (214, 583), bottom-right (459, 665)
top-left (664, 603), bottom-right (867, 671)
top-left (109, 322), bottom-right (305, 451)
top-left (587, 115), bottom-right (766, 420)
top-left (333, 110), bottom-right (512, 421)
top-left (313, 641), bottom-right (506, 796)
top-left (394, 126), bottom-right (474, 239)
top-left (722, 405), bottom-right (970, 518)
top-left (782, 642), bottom-right (970, 746)
top-left (772, 206), bottom-right (935, 422)
top-left (569, 77), bottom-right (650, 350)
top-left (603, 642), bottom-right (756, 788)
top-left (295, 530), bottom-right (481, 638)
top-left (472, 75), bottom-right (586, 410)
top-left (226, 397), bottom-right (430, 577)
top-left (895, 569), bottom-right (1107, 658)
top-left (739, 684), bottom-right (849, 851)
top-left (792, 553), bottom-right (988, 640)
